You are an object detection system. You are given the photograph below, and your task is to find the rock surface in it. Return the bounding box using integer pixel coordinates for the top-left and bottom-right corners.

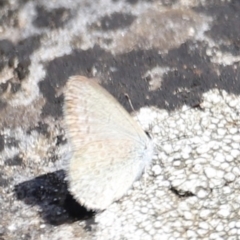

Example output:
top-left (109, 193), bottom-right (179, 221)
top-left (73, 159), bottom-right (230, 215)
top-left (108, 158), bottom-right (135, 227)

top-left (1, 0), bottom-right (240, 239)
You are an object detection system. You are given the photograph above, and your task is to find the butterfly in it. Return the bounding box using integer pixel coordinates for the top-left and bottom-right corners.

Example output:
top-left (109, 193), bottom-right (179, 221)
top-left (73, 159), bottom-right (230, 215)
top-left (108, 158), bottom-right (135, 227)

top-left (63, 76), bottom-right (153, 210)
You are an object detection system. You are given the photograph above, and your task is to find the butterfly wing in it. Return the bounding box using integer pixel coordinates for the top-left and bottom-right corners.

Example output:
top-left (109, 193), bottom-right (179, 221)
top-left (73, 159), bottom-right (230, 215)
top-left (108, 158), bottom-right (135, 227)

top-left (64, 76), bottom-right (146, 142)
top-left (63, 76), bottom-right (153, 210)
top-left (69, 139), bottom-right (146, 210)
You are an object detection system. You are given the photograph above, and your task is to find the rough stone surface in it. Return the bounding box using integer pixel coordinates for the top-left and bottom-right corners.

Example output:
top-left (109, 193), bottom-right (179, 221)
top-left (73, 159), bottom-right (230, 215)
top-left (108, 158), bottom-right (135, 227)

top-left (1, 0), bottom-right (240, 239)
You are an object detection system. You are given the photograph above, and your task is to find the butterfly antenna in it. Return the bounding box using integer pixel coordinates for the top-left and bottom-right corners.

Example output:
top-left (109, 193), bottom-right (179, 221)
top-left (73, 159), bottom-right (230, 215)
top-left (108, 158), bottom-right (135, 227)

top-left (124, 93), bottom-right (135, 111)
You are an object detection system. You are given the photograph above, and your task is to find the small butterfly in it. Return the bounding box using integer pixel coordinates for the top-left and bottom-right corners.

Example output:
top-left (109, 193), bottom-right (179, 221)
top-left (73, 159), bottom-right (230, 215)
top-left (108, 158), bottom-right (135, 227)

top-left (63, 76), bottom-right (153, 210)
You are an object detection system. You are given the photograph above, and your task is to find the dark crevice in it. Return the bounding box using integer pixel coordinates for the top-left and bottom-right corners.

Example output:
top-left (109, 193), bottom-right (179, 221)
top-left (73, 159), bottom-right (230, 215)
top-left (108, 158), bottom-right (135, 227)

top-left (170, 186), bottom-right (195, 198)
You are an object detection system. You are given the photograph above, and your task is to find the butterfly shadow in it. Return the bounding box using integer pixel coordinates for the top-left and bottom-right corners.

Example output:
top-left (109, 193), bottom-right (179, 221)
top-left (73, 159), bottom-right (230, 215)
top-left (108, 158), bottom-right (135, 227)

top-left (14, 170), bottom-right (96, 227)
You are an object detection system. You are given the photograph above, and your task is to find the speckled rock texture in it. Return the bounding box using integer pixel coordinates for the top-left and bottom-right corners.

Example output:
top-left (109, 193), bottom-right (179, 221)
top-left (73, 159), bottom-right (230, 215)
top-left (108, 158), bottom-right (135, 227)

top-left (1, 0), bottom-right (240, 239)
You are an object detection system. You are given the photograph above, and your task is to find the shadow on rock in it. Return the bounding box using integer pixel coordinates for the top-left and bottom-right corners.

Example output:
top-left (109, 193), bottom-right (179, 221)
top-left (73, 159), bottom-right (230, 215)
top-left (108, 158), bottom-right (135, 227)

top-left (14, 170), bottom-right (95, 225)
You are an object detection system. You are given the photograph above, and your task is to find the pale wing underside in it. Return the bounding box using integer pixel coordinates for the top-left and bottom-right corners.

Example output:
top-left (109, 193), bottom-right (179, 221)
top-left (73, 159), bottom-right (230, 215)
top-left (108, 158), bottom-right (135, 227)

top-left (63, 76), bottom-right (150, 210)
top-left (63, 76), bottom-right (148, 148)
top-left (69, 139), bottom-right (146, 210)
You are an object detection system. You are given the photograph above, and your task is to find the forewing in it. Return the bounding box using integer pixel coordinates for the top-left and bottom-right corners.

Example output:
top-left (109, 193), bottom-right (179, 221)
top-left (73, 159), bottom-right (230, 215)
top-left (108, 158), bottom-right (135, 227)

top-left (63, 76), bottom-right (147, 149)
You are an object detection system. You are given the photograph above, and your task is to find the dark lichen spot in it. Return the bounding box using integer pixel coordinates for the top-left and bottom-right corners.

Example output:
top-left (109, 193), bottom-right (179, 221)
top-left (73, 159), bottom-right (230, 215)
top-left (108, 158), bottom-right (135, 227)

top-left (33, 6), bottom-right (72, 29)
top-left (0, 9), bottom-right (19, 28)
top-left (56, 134), bottom-right (67, 146)
top-left (0, 35), bottom-right (42, 81)
top-left (5, 137), bottom-right (19, 148)
top-left (162, 0), bottom-right (177, 6)
top-left (14, 61), bottom-right (30, 80)
top-left (40, 94), bottom-right (64, 118)
top-left (19, 0), bottom-right (31, 4)
top-left (0, 225), bottom-right (5, 236)
top-left (0, 135), bottom-right (4, 152)
top-left (13, 35), bottom-right (42, 80)
top-left (27, 122), bottom-right (49, 137)
top-left (170, 186), bottom-right (195, 198)
top-left (5, 155), bottom-right (23, 166)
top-left (0, 80), bottom-right (21, 95)
top-left (91, 12), bottom-right (136, 31)
top-left (0, 101), bottom-right (6, 110)
top-left (0, 0), bottom-right (8, 7)
top-left (195, 1), bottom-right (240, 55)
top-left (126, 0), bottom-right (138, 4)
top-left (0, 172), bottom-right (10, 187)
top-left (10, 82), bottom-right (21, 93)
top-left (0, 82), bottom-right (8, 93)
top-left (126, 0), bottom-right (154, 4)
top-left (0, 39), bottom-right (13, 56)
top-left (125, 0), bottom-right (176, 5)
top-left (16, 35), bottom-right (42, 62)
top-left (0, 40), bottom-right (14, 72)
